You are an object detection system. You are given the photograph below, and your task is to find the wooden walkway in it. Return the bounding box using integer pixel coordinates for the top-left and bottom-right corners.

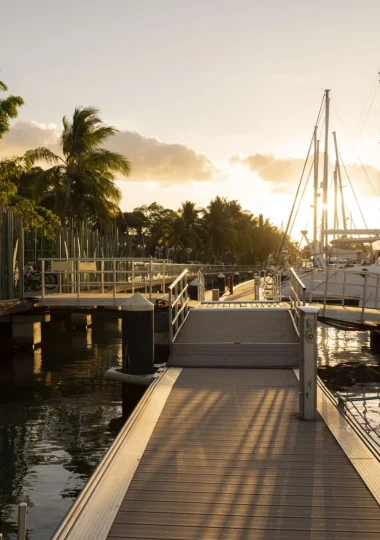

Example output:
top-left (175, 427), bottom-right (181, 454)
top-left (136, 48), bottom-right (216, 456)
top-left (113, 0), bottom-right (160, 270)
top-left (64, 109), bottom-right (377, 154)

top-left (108, 368), bottom-right (380, 539)
top-left (53, 297), bottom-right (380, 540)
top-left (169, 309), bottom-right (300, 368)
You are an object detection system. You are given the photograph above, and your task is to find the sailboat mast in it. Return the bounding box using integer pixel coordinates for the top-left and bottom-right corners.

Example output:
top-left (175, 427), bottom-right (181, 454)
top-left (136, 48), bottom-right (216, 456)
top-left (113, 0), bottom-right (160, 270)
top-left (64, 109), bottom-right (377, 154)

top-left (332, 131), bottom-right (347, 233)
top-left (320, 89), bottom-right (330, 257)
top-left (313, 126), bottom-right (319, 256)
top-left (333, 168), bottom-right (338, 237)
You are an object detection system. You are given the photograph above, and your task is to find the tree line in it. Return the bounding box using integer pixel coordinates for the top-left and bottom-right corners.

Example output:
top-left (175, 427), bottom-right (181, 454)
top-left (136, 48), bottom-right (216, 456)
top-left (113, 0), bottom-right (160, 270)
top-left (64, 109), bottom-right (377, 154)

top-left (0, 78), bottom-right (297, 263)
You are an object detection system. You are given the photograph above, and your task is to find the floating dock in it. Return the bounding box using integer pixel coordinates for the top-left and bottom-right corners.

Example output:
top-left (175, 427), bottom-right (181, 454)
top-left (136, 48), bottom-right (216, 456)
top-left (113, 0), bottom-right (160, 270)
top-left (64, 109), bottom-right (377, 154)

top-left (53, 293), bottom-right (380, 540)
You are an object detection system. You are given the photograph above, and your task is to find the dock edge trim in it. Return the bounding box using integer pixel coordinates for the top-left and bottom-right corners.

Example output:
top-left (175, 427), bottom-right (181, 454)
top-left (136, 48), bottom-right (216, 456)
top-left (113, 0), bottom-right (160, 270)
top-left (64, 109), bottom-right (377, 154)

top-left (53, 367), bottom-right (182, 540)
top-left (294, 368), bottom-right (380, 505)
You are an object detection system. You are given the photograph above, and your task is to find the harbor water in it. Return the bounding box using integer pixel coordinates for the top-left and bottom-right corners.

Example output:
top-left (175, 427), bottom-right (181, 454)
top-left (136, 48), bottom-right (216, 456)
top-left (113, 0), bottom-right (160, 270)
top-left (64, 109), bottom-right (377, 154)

top-left (1, 316), bottom-right (380, 539)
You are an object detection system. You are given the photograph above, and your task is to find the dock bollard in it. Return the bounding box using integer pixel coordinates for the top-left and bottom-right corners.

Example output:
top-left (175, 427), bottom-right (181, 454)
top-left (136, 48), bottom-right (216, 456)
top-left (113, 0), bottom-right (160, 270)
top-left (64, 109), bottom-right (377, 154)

top-left (217, 273), bottom-right (226, 295)
top-left (247, 270), bottom-right (253, 280)
top-left (18, 503), bottom-right (27, 540)
top-left (299, 306), bottom-right (319, 421)
top-left (188, 278), bottom-right (199, 301)
top-left (121, 293), bottom-right (154, 375)
top-left (234, 271), bottom-right (240, 285)
top-left (254, 277), bottom-right (260, 301)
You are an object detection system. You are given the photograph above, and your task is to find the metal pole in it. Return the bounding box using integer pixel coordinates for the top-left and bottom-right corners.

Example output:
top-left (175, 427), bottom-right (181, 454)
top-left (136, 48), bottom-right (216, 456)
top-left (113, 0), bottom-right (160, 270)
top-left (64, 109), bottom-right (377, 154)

top-left (76, 261), bottom-right (80, 306)
top-left (168, 288), bottom-right (173, 344)
top-left (149, 259), bottom-right (152, 300)
top-left (17, 502), bottom-right (27, 540)
top-left (333, 168), bottom-right (338, 238)
top-left (132, 261), bottom-right (135, 294)
top-left (41, 259), bottom-right (45, 300)
top-left (320, 89), bottom-right (330, 257)
top-left (101, 260), bottom-right (105, 293)
top-left (313, 127), bottom-right (319, 256)
top-left (162, 260), bottom-right (166, 294)
top-left (333, 131), bottom-right (347, 232)
top-left (113, 259), bottom-right (116, 305)
top-left (299, 306), bottom-right (319, 421)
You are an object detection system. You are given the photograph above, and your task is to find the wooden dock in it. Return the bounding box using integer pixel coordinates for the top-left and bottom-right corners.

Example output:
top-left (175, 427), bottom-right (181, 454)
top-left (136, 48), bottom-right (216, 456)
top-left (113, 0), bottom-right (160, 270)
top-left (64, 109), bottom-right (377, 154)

top-left (107, 369), bottom-right (380, 539)
top-left (53, 297), bottom-right (380, 540)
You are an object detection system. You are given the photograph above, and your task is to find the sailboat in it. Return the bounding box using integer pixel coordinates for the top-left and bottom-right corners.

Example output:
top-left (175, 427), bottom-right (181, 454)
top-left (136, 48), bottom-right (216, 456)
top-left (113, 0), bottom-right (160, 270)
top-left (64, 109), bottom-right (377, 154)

top-left (281, 88), bottom-right (380, 306)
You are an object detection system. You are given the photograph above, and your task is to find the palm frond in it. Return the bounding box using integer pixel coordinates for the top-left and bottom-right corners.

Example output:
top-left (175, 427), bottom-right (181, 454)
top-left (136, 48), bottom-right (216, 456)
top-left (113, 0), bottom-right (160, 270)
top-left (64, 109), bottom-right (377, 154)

top-left (25, 147), bottom-right (62, 165)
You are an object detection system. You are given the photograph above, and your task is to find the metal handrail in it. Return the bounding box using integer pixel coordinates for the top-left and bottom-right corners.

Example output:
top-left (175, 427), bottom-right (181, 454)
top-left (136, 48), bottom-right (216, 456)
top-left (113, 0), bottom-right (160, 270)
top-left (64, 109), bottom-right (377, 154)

top-left (168, 269), bottom-right (188, 291)
top-left (198, 271), bottom-right (205, 302)
top-left (168, 270), bottom-right (189, 344)
top-left (289, 267), bottom-right (307, 334)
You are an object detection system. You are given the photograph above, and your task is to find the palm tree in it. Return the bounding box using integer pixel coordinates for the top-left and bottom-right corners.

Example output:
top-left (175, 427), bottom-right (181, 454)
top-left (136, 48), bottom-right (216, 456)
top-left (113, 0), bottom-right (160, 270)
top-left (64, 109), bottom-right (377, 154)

top-left (25, 107), bottom-right (131, 222)
top-left (200, 197), bottom-right (236, 261)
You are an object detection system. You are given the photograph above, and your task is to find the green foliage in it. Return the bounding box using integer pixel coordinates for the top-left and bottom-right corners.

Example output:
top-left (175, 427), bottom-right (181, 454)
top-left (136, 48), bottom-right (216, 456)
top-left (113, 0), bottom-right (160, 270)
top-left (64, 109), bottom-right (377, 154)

top-left (0, 157), bottom-right (60, 236)
top-left (117, 197), bottom-right (298, 264)
top-left (0, 80), bottom-right (24, 138)
top-left (25, 106), bottom-right (131, 222)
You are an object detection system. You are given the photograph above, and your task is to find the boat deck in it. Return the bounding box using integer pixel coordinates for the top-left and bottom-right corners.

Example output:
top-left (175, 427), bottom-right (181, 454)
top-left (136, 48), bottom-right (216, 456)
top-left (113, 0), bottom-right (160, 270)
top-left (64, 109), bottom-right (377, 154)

top-left (107, 368), bottom-right (380, 539)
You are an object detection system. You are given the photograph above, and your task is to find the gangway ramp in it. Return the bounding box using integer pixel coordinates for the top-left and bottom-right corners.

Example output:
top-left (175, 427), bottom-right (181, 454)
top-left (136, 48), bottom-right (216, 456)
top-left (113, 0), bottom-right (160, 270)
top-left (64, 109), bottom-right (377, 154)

top-left (169, 308), bottom-right (300, 368)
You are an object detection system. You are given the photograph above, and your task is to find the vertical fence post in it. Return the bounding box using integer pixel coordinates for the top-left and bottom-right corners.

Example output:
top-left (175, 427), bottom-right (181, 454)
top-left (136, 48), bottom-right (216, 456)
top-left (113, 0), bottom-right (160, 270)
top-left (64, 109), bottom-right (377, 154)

top-left (17, 502), bottom-right (27, 540)
top-left (101, 260), bottom-right (105, 293)
top-left (169, 287), bottom-right (173, 344)
top-left (162, 260), bottom-right (166, 294)
top-left (76, 261), bottom-right (81, 306)
top-left (149, 259), bottom-right (152, 300)
top-left (113, 259), bottom-right (116, 305)
top-left (41, 259), bottom-right (45, 300)
top-left (299, 306), bottom-right (320, 421)
top-left (131, 261), bottom-right (135, 294)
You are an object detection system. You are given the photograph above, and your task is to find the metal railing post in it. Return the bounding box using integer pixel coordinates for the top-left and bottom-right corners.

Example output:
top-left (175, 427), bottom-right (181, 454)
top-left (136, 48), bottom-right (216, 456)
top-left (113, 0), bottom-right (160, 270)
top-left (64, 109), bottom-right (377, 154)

top-left (323, 269), bottom-right (330, 309)
top-left (41, 259), bottom-right (45, 300)
top-left (169, 288), bottom-right (173, 344)
top-left (162, 261), bottom-right (166, 293)
top-left (76, 261), bottom-right (81, 305)
top-left (149, 259), bottom-right (152, 300)
top-left (299, 306), bottom-right (319, 421)
top-left (362, 272), bottom-right (369, 323)
top-left (131, 261), bottom-right (135, 294)
top-left (342, 270), bottom-right (347, 306)
top-left (112, 259), bottom-right (116, 305)
top-left (17, 502), bottom-right (27, 540)
top-left (101, 260), bottom-right (105, 293)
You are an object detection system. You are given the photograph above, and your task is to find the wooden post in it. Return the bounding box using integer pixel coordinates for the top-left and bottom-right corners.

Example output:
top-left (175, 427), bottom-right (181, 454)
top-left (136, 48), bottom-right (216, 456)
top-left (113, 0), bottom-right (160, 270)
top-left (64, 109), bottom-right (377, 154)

top-left (299, 306), bottom-right (319, 421)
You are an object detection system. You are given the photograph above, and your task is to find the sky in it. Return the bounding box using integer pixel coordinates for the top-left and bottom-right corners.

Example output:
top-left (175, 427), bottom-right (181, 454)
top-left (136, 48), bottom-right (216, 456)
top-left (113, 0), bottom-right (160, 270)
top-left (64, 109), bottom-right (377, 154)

top-left (1, 0), bottom-right (380, 240)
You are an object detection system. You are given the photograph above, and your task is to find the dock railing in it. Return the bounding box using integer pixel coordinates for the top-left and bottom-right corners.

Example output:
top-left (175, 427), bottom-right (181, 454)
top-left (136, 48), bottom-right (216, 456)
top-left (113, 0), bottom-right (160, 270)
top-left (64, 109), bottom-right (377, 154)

top-left (168, 269), bottom-right (189, 344)
top-left (304, 267), bottom-right (380, 322)
top-left (289, 267), bottom-right (307, 334)
top-left (40, 258), bottom-right (257, 305)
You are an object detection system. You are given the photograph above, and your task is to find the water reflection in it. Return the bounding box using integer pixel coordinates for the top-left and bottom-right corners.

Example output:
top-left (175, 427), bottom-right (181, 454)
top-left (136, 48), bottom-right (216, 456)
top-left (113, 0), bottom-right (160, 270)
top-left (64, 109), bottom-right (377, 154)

top-left (0, 314), bottom-right (124, 540)
top-left (318, 324), bottom-right (380, 448)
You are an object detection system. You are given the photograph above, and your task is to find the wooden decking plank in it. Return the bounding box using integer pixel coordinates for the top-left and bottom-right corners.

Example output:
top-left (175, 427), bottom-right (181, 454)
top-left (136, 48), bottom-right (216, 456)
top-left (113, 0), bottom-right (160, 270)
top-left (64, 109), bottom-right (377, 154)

top-left (108, 523), bottom-right (380, 539)
top-left (107, 368), bottom-right (380, 539)
top-left (123, 489), bottom-right (380, 508)
top-left (110, 511), bottom-right (380, 532)
top-left (119, 499), bottom-right (380, 520)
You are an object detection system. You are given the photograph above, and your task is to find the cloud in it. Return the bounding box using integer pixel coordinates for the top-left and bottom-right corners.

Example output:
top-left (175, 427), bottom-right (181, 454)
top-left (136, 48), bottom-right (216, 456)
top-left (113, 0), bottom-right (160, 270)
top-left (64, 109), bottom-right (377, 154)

top-left (0, 121), bottom-right (61, 157)
top-left (230, 153), bottom-right (305, 193)
top-left (0, 121), bottom-right (217, 184)
top-left (231, 153), bottom-right (380, 197)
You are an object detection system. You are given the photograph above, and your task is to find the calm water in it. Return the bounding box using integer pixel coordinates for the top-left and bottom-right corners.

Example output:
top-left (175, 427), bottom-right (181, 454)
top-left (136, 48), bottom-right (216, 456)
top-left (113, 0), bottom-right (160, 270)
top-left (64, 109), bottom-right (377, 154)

top-left (1, 317), bottom-right (380, 539)
top-left (0, 314), bottom-right (125, 540)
